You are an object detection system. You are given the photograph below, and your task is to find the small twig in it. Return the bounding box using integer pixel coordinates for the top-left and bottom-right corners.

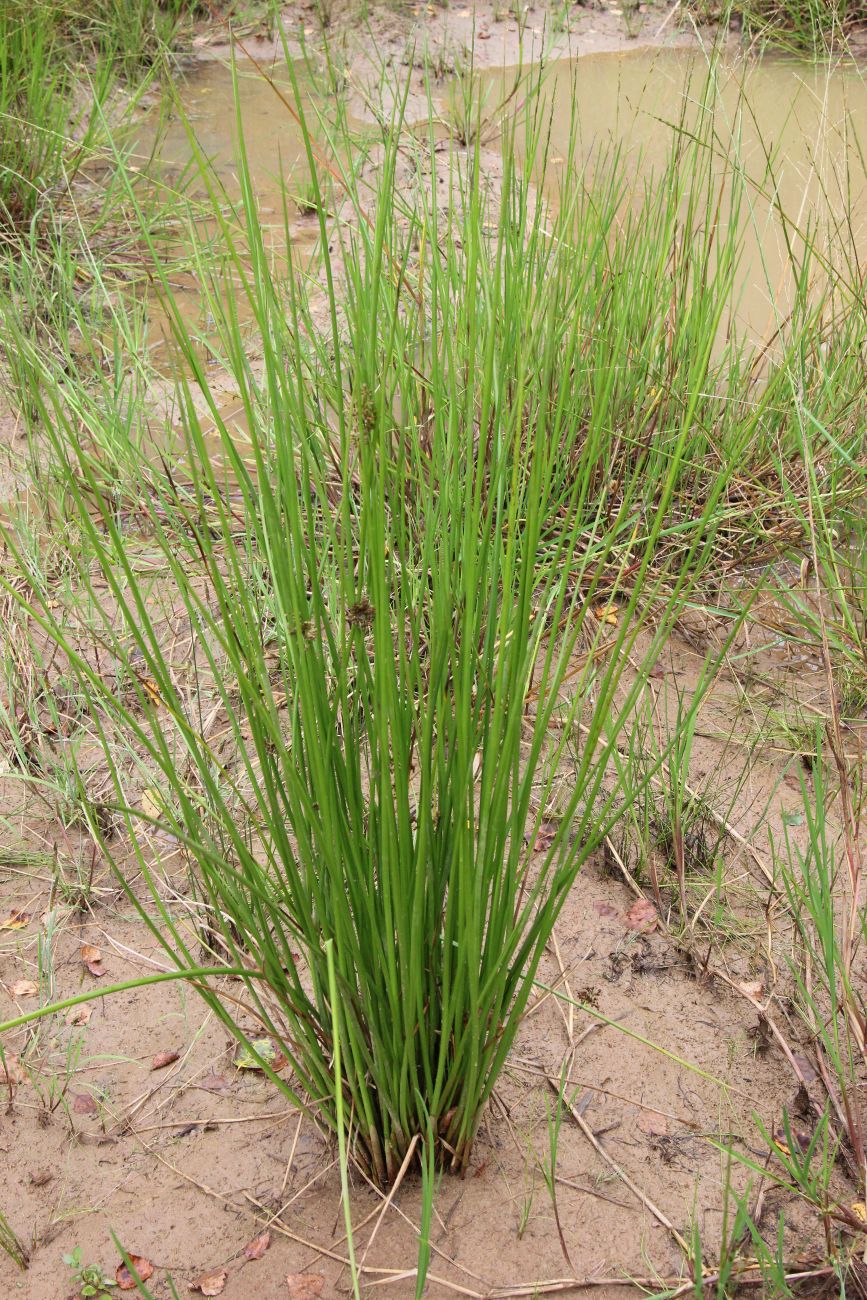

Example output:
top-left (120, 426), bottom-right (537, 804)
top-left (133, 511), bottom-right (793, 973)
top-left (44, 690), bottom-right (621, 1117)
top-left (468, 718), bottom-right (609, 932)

top-left (602, 835), bottom-right (644, 899)
top-left (662, 1265), bottom-right (831, 1299)
top-left (554, 1175), bottom-right (631, 1210)
top-left (655, 0), bottom-right (682, 38)
top-left (510, 1059), bottom-right (695, 1128)
top-left (128, 1109), bottom-right (290, 1134)
top-left (281, 1112), bottom-right (304, 1198)
top-left (348, 1160), bottom-right (491, 1289)
top-left (549, 927), bottom-right (575, 1045)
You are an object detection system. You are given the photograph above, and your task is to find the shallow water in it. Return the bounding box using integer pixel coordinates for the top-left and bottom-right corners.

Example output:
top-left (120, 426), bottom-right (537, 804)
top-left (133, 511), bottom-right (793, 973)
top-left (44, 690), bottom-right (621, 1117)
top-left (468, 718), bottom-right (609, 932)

top-left (147, 47), bottom-right (867, 379)
top-left (151, 55), bottom-right (314, 211)
top-left (139, 56), bottom-right (320, 366)
top-left (480, 48), bottom-right (867, 347)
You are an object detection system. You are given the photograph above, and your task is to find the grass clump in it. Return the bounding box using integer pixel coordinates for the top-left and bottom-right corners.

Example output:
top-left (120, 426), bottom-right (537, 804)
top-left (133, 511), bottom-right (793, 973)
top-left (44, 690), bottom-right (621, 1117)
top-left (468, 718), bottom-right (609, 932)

top-left (746, 0), bottom-right (864, 53)
top-left (690, 0), bottom-right (866, 55)
top-left (0, 0), bottom-right (209, 240)
top-left (75, 0), bottom-right (213, 75)
top-left (0, 4), bottom-right (80, 233)
top-left (1, 58), bottom-right (740, 1184)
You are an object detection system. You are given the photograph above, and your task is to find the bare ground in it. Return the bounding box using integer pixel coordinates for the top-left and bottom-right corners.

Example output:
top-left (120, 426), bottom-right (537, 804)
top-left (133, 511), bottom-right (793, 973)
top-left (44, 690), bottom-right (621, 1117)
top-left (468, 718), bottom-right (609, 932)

top-left (1, 616), bottom-right (853, 1297)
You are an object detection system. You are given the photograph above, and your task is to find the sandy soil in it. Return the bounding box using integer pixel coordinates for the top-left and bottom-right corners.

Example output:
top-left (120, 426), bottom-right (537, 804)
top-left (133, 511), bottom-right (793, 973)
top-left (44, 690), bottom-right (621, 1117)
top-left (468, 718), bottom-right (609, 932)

top-left (1, 2), bottom-right (863, 1297)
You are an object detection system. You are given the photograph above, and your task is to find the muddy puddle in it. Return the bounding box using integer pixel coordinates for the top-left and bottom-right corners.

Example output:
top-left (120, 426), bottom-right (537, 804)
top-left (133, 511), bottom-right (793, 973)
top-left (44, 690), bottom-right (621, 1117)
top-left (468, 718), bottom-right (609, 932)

top-left (153, 54), bottom-right (312, 197)
top-left (138, 55), bottom-right (323, 373)
top-left (482, 48), bottom-right (867, 348)
top-left (145, 45), bottom-right (867, 419)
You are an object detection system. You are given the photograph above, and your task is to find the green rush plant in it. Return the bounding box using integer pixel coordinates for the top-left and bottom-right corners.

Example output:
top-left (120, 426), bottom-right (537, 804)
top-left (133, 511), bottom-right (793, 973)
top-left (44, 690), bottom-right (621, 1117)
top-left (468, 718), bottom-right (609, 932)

top-left (768, 425), bottom-right (867, 696)
top-left (539, 1062), bottom-right (573, 1268)
top-left (607, 682), bottom-right (760, 930)
top-left (4, 55), bottom-right (745, 1185)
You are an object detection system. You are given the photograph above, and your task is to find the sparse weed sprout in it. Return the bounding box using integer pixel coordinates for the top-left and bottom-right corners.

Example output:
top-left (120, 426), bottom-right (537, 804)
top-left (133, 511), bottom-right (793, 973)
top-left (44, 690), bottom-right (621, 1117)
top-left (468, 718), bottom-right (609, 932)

top-left (63, 1245), bottom-right (116, 1298)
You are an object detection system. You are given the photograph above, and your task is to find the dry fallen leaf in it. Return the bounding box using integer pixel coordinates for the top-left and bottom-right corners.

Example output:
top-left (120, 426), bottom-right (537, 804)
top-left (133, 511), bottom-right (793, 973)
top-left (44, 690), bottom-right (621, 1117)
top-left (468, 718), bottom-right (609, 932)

top-left (199, 1072), bottom-right (230, 1093)
top-left (66, 1004), bottom-right (92, 1027)
top-left (140, 787), bottom-right (164, 820)
top-left (772, 1125), bottom-right (812, 1157)
top-left (286, 1275), bottom-right (325, 1300)
top-left (140, 678), bottom-right (162, 707)
top-left (1, 910), bottom-right (31, 930)
top-left (624, 898), bottom-right (658, 933)
top-left (233, 1039), bottom-right (287, 1072)
top-left (151, 1050), bottom-right (180, 1071)
top-left (80, 944), bottom-right (106, 978)
top-left (1, 1052), bottom-right (24, 1088)
top-left (243, 1230), bottom-right (271, 1261)
top-left (189, 1269), bottom-right (228, 1296)
top-left (117, 1256), bottom-right (155, 1290)
top-left (72, 1091), bottom-right (98, 1116)
top-left (525, 820), bottom-right (557, 853)
top-left (792, 1051), bottom-right (818, 1084)
top-left (593, 602), bottom-right (619, 625)
top-left (10, 979), bottom-right (37, 997)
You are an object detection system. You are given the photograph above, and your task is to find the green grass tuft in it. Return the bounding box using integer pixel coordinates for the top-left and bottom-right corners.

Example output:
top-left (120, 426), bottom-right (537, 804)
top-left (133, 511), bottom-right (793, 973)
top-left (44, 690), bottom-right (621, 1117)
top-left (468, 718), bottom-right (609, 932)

top-left (689, 0), bottom-right (866, 56)
top-left (1, 54), bottom-right (745, 1183)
